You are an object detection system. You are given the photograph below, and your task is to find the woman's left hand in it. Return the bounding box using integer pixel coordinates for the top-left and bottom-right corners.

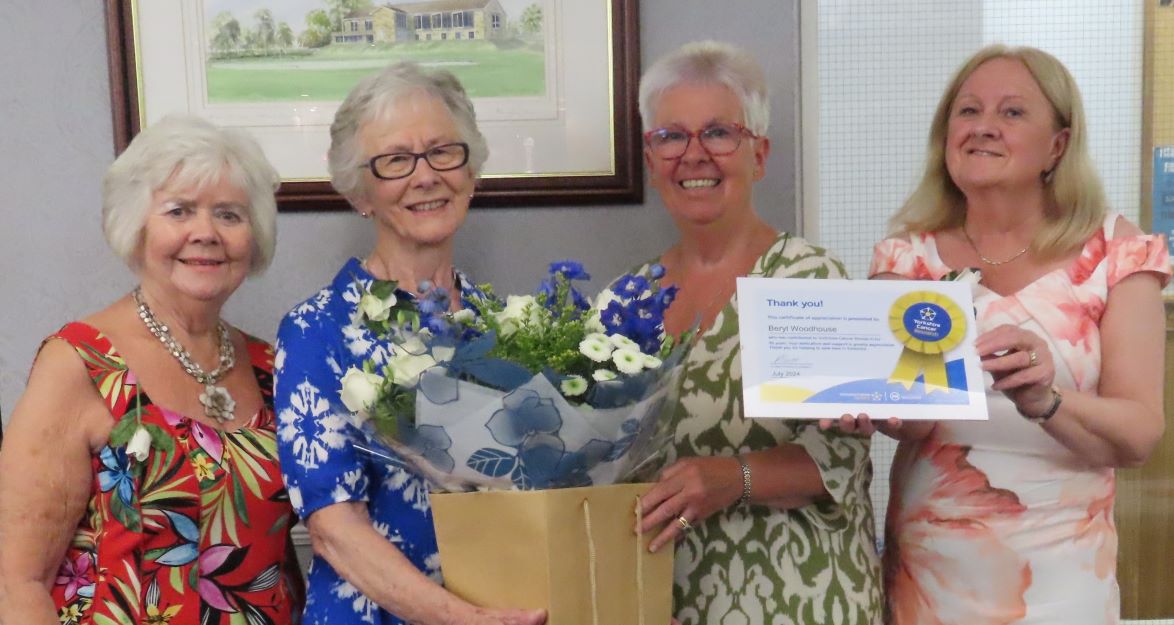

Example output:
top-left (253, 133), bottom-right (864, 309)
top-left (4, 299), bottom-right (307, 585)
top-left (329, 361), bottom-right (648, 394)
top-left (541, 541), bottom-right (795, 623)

top-left (975, 324), bottom-right (1055, 417)
top-left (638, 456), bottom-right (742, 553)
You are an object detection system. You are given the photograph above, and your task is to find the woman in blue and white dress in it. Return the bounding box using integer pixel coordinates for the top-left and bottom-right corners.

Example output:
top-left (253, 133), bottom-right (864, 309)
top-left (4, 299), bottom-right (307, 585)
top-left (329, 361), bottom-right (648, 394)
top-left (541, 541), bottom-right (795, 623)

top-left (275, 62), bottom-right (546, 625)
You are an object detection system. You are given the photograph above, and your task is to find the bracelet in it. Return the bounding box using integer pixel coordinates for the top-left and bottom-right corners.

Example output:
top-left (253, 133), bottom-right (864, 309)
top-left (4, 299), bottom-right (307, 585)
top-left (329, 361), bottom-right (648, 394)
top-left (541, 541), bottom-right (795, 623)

top-left (1020, 386), bottom-right (1062, 423)
top-left (736, 455), bottom-right (752, 506)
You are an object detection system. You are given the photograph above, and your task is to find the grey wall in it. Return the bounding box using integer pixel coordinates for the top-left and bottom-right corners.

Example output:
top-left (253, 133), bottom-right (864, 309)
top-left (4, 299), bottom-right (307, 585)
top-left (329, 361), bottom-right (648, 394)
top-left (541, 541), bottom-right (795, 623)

top-left (0, 1), bottom-right (799, 422)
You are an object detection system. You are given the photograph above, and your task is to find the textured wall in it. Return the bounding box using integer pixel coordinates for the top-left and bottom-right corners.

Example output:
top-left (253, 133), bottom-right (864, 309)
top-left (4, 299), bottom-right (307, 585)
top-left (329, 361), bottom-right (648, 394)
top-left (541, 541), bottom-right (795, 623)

top-left (0, 0), bottom-right (800, 423)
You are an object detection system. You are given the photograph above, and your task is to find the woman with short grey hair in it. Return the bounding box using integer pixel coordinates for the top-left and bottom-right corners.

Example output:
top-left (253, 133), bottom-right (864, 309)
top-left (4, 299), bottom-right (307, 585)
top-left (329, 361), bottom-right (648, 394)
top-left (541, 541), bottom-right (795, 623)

top-left (275, 62), bottom-right (545, 625)
top-left (628, 41), bottom-right (883, 624)
top-left (0, 114), bottom-right (303, 625)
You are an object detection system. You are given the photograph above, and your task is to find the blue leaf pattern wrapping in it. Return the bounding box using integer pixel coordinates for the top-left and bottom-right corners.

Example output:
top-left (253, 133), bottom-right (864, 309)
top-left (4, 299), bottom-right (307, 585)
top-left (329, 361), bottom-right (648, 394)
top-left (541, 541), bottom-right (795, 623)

top-left (275, 258), bottom-right (478, 625)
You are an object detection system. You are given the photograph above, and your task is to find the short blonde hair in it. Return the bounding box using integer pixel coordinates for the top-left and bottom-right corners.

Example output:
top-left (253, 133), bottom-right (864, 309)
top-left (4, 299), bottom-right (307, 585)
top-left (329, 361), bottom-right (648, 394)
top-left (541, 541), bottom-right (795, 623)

top-left (889, 45), bottom-right (1106, 257)
top-left (328, 62), bottom-right (488, 204)
top-left (639, 40), bottom-right (769, 134)
top-left (102, 115), bottom-right (280, 275)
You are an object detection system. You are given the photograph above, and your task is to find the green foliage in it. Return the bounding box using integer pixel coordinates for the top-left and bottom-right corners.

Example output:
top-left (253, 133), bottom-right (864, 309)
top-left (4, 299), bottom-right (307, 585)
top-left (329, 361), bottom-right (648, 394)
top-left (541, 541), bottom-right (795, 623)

top-left (519, 4), bottom-right (543, 34)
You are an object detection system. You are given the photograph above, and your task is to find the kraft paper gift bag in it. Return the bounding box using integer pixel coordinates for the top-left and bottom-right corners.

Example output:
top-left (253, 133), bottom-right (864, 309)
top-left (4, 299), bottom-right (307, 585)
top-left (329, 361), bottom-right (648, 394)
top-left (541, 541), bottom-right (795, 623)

top-left (430, 482), bottom-right (673, 625)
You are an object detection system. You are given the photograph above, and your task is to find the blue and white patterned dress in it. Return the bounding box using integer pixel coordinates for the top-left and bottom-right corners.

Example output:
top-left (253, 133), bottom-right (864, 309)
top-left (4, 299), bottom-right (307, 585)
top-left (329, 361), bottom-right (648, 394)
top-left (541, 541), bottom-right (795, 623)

top-left (275, 257), bottom-right (478, 625)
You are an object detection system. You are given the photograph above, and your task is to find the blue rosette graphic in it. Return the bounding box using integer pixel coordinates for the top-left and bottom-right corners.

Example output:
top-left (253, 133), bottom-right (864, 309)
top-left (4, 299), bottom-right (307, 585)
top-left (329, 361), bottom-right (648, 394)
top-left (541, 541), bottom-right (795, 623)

top-left (887, 291), bottom-right (967, 392)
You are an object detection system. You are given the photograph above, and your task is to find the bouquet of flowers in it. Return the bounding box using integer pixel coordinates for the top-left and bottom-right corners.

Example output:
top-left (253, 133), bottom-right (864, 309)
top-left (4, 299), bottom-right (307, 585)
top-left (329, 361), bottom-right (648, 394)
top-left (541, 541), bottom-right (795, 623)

top-left (339, 260), bottom-right (688, 492)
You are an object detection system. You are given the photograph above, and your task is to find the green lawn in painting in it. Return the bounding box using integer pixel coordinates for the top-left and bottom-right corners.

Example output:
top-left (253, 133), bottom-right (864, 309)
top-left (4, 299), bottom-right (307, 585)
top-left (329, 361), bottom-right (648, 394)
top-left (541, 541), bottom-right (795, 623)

top-left (206, 41), bottom-right (545, 101)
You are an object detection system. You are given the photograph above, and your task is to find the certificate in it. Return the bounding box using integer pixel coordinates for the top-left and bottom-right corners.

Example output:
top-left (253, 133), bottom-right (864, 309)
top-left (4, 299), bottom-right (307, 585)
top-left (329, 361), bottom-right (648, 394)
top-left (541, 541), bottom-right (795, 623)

top-left (736, 278), bottom-right (988, 420)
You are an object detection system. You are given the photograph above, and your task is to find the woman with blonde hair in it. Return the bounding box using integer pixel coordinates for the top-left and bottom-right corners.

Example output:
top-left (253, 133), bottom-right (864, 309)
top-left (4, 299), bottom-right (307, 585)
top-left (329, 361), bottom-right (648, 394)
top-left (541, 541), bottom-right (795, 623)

top-left (849, 44), bottom-right (1170, 623)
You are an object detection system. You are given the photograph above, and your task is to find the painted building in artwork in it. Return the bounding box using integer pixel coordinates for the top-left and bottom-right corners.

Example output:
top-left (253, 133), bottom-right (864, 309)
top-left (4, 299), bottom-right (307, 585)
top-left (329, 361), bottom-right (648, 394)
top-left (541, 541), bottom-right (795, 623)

top-left (333, 0), bottom-right (508, 44)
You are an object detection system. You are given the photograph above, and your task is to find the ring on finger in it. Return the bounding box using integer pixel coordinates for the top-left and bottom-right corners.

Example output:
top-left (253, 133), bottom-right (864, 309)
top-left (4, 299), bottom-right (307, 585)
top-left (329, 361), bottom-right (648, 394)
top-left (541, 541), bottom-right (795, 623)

top-left (1028, 349), bottom-right (1039, 367)
top-left (677, 515), bottom-right (693, 532)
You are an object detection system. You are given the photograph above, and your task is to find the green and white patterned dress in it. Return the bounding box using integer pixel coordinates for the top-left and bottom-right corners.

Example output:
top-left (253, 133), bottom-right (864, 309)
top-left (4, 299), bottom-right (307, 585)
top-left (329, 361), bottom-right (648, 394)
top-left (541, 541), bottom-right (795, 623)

top-left (642, 233), bottom-right (883, 625)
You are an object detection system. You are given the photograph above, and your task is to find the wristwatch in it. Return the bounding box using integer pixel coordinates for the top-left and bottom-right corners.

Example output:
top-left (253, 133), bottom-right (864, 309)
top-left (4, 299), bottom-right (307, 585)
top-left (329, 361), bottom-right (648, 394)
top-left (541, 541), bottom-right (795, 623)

top-left (1020, 386), bottom-right (1062, 423)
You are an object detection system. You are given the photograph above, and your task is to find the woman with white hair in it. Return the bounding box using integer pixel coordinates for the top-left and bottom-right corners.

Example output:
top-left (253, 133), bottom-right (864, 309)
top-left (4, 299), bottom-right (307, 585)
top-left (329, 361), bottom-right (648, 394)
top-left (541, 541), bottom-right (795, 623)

top-left (0, 115), bottom-right (302, 625)
top-left (274, 63), bottom-right (545, 625)
top-left (630, 41), bottom-right (882, 624)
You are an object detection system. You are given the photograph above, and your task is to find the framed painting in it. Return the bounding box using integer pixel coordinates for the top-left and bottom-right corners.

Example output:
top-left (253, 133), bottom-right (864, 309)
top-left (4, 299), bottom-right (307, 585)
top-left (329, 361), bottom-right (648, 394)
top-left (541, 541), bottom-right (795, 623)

top-left (105, 0), bottom-right (642, 210)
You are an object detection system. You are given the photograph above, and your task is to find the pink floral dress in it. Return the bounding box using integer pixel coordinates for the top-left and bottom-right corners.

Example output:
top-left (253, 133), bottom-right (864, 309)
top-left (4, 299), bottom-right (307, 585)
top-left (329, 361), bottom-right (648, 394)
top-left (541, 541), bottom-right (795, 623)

top-left (870, 215), bottom-right (1171, 625)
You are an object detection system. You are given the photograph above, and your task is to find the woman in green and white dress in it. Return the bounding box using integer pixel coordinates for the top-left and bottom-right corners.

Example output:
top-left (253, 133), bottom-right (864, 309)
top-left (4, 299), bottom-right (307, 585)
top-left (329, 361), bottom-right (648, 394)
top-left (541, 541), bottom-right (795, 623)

top-left (633, 41), bottom-right (883, 625)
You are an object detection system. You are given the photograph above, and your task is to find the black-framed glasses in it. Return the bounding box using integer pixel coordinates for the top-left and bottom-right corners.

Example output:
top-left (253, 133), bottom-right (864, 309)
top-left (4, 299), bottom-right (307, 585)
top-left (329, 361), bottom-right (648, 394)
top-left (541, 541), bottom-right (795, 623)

top-left (365, 142), bottom-right (470, 180)
top-left (643, 122), bottom-right (757, 160)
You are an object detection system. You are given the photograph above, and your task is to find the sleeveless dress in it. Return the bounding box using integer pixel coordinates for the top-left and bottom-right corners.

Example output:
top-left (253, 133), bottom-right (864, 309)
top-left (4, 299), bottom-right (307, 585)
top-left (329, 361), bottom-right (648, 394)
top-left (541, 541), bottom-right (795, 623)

top-left (634, 233), bottom-right (884, 625)
top-left (870, 215), bottom-right (1171, 625)
top-left (48, 322), bottom-right (300, 625)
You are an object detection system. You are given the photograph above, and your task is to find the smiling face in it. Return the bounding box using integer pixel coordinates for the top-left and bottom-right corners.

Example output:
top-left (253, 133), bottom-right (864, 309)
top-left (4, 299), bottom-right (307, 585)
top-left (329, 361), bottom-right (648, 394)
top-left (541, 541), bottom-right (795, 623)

top-left (944, 57), bottom-right (1069, 195)
top-left (645, 82), bottom-right (769, 228)
top-left (352, 90), bottom-right (474, 248)
top-left (138, 171), bottom-right (254, 305)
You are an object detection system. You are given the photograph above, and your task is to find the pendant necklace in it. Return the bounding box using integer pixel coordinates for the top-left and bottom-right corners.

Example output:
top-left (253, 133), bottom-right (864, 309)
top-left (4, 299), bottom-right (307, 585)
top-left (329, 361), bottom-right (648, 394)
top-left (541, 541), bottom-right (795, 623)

top-left (132, 287), bottom-right (237, 423)
top-left (962, 226), bottom-right (1030, 266)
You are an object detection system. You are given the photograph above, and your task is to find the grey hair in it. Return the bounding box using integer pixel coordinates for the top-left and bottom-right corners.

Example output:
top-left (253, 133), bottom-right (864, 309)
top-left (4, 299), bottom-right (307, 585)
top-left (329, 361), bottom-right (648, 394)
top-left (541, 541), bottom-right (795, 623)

top-left (328, 62), bottom-right (489, 203)
top-left (102, 115), bottom-right (280, 275)
top-left (639, 40), bottom-right (770, 134)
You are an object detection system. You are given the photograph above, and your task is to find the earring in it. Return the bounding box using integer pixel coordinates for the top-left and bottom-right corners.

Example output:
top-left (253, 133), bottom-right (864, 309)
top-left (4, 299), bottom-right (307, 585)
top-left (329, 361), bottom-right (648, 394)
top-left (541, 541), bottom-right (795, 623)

top-left (1040, 168), bottom-right (1055, 184)
top-left (359, 211), bottom-right (369, 218)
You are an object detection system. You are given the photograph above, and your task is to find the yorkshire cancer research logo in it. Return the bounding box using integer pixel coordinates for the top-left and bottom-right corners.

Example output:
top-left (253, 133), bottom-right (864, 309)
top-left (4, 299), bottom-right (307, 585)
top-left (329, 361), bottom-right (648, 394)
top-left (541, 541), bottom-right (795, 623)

top-left (887, 291), bottom-right (966, 392)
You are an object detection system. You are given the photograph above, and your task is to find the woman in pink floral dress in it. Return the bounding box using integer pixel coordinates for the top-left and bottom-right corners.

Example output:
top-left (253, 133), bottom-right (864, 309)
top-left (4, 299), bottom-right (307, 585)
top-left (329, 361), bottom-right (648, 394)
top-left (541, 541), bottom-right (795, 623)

top-left (847, 45), bottom-right (1170, 624)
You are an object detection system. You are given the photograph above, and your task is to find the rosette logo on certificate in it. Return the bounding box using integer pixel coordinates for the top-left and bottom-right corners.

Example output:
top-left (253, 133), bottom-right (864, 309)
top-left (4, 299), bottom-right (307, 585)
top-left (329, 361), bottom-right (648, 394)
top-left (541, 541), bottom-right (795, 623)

top-left (736, 278), bottom-right (988, 420)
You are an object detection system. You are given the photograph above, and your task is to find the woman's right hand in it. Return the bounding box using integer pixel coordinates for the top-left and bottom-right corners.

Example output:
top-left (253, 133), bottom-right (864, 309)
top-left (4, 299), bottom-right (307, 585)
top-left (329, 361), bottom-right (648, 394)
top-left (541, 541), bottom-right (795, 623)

top-left (468, 606), bottom-right (546, 625)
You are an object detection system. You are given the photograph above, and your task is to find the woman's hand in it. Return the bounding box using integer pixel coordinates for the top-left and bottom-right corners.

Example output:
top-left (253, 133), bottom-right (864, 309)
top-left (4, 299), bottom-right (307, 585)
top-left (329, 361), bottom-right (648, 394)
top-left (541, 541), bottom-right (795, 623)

top-left (819, 414), bottom-right (935, 442)
top-left (467, 606), bottom-right (546, 625)
top-left (975, 324), bottom-right (1055, 418)
top-left (638, 456), bottom-right (742, 553)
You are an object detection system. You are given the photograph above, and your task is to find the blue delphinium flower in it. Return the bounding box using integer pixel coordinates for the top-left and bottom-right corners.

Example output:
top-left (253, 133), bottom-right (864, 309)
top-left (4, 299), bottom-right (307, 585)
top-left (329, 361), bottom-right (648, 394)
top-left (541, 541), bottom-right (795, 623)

top-left (548, 260), bottom-right (590, 281)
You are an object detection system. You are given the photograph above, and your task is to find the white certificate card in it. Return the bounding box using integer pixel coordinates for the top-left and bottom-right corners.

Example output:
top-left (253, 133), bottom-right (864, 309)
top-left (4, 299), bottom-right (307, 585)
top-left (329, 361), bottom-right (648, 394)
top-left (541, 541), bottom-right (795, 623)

top-left (736, 278), bottom-right (988, 420)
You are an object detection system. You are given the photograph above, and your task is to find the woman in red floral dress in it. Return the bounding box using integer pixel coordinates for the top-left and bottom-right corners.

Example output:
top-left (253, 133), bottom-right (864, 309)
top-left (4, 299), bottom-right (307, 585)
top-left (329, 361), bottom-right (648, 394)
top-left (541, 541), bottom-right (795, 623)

top-left (0, 116), bottom-right (302, 625)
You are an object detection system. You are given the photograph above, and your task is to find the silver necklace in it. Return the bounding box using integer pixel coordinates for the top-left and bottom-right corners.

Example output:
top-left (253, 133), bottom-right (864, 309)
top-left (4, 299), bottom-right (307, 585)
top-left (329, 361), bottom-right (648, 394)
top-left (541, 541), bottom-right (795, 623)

top-left (132, 287), bottom-right (237, 423)
top-left (962, 226), bottom-right (1030, 266)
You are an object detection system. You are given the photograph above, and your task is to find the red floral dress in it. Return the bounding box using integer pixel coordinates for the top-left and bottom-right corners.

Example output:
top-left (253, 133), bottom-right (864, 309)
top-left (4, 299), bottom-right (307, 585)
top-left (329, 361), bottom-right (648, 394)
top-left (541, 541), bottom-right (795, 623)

top-left (871, 215), bottom-right (1171, 625)
top-left (49, 322), bottom-right (300, 625)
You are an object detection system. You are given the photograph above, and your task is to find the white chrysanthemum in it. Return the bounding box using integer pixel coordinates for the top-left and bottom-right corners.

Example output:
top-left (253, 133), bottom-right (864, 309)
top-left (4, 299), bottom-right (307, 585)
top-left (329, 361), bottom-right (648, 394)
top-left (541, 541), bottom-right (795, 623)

top-left (560, 375), bottom-right (588, 396)
top-left (450, 309), bottom-right (475, 324)
top-left (592, 369), bottom-right (617, 382)
top-left (608, 333), bottom-right (639, 351)
top-left (579, 335), bottom-right (613, 363)
top-left (612, 347), bottom-right (645, 374)
top-left (642, 354), bottom-right (663, 369)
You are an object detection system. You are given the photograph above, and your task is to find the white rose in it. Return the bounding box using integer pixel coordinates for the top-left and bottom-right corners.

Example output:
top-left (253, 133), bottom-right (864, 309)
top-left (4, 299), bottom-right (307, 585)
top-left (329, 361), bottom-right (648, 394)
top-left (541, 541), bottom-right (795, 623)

top-left (584, 308), bottom-right (606, 334)
top-left (387, 338), bottom-right (438, 388)
top-left (340, 367), bottom-right (384, 418)
top-left (359, 291), bottom-right (396, 322)
top-left (494, 294), bottom-right (539, 337)
top-left (126, 426), bottom-right (152, 462)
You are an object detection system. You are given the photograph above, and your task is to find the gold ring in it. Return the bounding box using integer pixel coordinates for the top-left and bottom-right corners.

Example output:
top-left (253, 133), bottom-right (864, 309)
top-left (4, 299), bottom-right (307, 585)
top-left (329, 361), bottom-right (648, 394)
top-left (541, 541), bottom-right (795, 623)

top-left (677, 515), bottom-right (692, 531)
top-left (1028, 350), bottom-right (1038, 367)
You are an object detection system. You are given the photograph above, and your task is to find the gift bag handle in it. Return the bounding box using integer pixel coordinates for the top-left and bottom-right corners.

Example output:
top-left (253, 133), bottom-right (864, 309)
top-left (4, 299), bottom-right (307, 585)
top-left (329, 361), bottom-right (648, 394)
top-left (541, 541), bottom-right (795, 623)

top-left (580, 497), bottom-right (647, 625)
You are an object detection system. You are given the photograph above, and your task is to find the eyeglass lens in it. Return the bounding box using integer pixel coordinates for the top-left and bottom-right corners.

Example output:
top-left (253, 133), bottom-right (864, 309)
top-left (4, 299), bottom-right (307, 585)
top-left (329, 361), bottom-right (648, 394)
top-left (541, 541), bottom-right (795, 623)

top-left (370, 143), bottom-right (468, 179)
top-left (648, 123), bottom-right (747, 158)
